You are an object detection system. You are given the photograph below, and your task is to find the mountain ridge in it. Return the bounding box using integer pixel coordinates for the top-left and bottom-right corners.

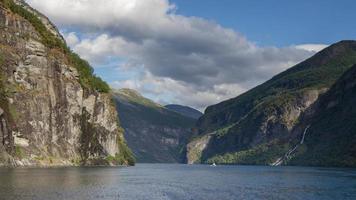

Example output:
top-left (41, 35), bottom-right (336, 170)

top-left (113, 88), bottom-right (195, 163)
top-left (188, 40), bottom-right (356, 167)
top-left (165, 104), bottom-right (203, 120)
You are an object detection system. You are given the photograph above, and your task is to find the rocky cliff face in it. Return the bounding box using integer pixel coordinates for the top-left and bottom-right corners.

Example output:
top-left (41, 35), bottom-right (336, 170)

top-left (0, 0), bottom-right (134, 166)
top-left (187, 40), bottom-right (356, 166)
top-left (113, 89), bottom-right (195, 163)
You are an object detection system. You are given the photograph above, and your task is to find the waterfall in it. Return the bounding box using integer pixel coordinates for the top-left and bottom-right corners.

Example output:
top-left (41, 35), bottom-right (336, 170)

top-left (270, 125), bottom-right (310, 166)
top-left (300, 125), bottom-right (310, 144)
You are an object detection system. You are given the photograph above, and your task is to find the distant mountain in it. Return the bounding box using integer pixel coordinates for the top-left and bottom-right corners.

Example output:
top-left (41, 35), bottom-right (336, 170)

top-left (113, 89), bottom-right (196, 163)
top-left (187, 40), bottom-right (356, 167)
top-left (165, 104), bottom-right (203, 120)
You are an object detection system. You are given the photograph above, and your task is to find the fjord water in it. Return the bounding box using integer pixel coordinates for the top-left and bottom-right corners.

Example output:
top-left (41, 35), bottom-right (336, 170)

top-left (0, 164), bottom-right (355, 200)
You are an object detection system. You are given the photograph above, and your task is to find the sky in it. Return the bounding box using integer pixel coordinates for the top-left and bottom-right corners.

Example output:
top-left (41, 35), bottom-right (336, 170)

top-left (25, 0), bottom-right (356, 111)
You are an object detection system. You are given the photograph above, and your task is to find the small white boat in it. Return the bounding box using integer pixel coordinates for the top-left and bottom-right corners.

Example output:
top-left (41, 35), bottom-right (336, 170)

top-left (210, 162), bottom-right (216, 167)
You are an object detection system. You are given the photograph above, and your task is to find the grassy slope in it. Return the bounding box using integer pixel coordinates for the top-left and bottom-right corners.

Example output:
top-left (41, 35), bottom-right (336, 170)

top-left (195, 41), bottom-right (356, 164)
top-left (114, 89), bottom-right (195, 128)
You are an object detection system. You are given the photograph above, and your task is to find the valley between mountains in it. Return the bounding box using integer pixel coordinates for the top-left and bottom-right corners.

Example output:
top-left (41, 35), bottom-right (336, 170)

top-left (114, 40), bottom-right (356, 168)
top-left (0, 0), bottom-right (355, 168)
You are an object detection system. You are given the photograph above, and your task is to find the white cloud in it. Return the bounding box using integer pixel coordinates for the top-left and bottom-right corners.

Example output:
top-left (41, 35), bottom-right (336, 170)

top-left (112, 72), bottom-right (245, 111)
top-left (27, 0), bottom-right (327, 110)
top-left (27, 0), bottom-right (175, 34)
top-left (296, 44), bottom-right (328, 52)
top-left (63, 32), bottom-right (79, 47)
top-left (113, 80), bottom-right (142, 91)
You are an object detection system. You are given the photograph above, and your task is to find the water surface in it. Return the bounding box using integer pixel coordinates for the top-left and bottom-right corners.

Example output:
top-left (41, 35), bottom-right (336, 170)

top-left (0, 164), bottom-right (355, 200)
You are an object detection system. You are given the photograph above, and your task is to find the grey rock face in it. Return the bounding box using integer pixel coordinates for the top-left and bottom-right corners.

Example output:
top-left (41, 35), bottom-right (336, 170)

top-left (0, 3), bottom-right (128, 167)
top-left (13, 0), bottom-right (65, 42)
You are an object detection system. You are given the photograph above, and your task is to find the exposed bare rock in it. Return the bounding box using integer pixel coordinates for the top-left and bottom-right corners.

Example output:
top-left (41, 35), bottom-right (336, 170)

top-left (0, 1), bottom-right (134, 167)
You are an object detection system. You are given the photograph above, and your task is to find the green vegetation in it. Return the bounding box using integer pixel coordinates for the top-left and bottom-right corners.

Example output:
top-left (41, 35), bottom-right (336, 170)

top-left (195, 41), bottom-right (356, 165)
top-left (8, 104), bottom-right (18, 120)
top-left (68, 53), bottom-right (110, 93)
top-left (201, 41), bottom-right (356, 133)
top-left (34, 156), bottom-right (45, 161)
top-left (207, 140), bottom-right (290, 165)
top-left (215, 123), bottom-right (236, 138)
top-left (116, 130), bottom-right (136, 166)
top-left (0, 52), bottom-right (3, 66)
top-left (2, 0), bottom-right (65, 49)
top-left (290, 65), bottom-right (356, 167)
top-left (1, 0), bottom-right (110, 93)
top-left (114, 88), bottom-right (162, 108)
top-left (14, 145), bottom-right (24, 159)
top-left (0, 0), bottom-right (134, 166)
top-left (113, 88), bottom-right (195, 163)
top-left (114, 89), bottom-right (195, 128)
top-left (106, 150), bottom-right (135, 166)
top-left (105, 147), bottom-right (135, 166)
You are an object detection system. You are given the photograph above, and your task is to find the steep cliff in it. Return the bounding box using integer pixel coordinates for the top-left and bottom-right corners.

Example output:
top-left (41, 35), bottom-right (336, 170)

top-left (0, 0), bottom-right (134, 166)
top-left (113, 89), bottom-right (195, 163)
top-left (187, 40), bottom-right (356, 166)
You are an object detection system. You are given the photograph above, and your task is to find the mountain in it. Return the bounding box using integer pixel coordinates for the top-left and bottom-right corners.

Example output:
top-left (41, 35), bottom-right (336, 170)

top-left (187, 40), bottom-right (356, 167)
top-left (165, 104), bottom-right (203, 120)
top-left (0, 0), bottom-right (134, 167)
top-left (113, 89), bottom-right (195, 163)
top-left (288, 64), bottom-right (356, 167)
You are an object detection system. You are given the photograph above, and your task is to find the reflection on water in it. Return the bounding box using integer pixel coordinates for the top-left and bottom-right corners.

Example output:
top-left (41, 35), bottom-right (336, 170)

top-left (0, 167), bottom-right (121, 199)
top-left (0, 164), bottom-right (355, 200)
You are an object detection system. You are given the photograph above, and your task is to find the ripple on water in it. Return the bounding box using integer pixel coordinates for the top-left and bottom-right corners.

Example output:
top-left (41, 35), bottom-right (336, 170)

top-left (0, 164), bottom-right (356, 200)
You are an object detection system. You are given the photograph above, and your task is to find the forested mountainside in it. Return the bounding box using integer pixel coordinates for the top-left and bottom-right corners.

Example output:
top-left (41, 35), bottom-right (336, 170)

top-left (113, 89), bottom-right (195, 163)
top-left (288, 64), bottom-right (356, 167)
top-left (0, 0), bottom-right (134, 167)
top-left (187, 40), bottom-right (356, 167)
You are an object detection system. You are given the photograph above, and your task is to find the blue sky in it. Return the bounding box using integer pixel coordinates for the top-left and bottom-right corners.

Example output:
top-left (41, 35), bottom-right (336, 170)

top-left (27, 0), bottom-right (355, 111)
top-left (173, 0), bottom-right (356, 46)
